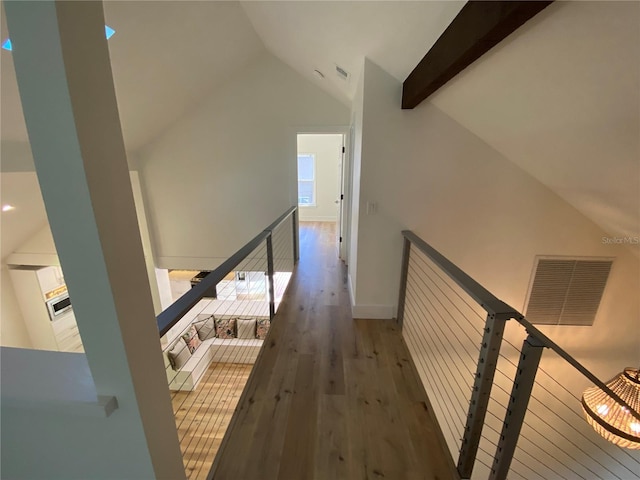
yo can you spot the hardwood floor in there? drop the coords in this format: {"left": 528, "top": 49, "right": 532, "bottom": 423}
{"left": 210, "top": 221, "right": 456, "bottom": 480}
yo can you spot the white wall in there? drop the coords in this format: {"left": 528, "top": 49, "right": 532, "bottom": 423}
{"left": 1, "top": 348, "right": 158, "bottom": 480}
{"left": 8, "top": 268, "right": 59, "bottom": 351}
{"left": 154, "top": 268, "right": 174, "bottom": 311}
{"left": 6, "top": 225, "right": 58, "bottom": 267}
{"left": 0, "top": 266, "right": 32, "bottom": 348}
{"left": 297, "top": 134, "right": 342, "bottom": 222}
{"left": 130, "top": 171, "right": 164, "bottom": 314}
{"left": 349, "top": 59, "right": 639, "bottom": 368}
{"left": 138, "top": 53, "right": 350, "bottom": 270}
{"left": 348, "top": 71, "right": 365, "bottom": 307}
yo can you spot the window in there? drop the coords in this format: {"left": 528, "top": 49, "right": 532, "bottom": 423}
{"left": 297, "top": 154, "right": 315, "bottom": 206}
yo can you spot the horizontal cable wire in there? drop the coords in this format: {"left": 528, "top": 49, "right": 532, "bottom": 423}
{"left": 403, "top": 256, "right": 487, "bottom": 460}
{"left": 183, "top": 345, "right": 253, "bottom": 477}
{"left": 404, "top": 272, "right": 477, "bottom": 382}
{"left": 410, "top": 248, "right": 487, "bottom": 322}
{"left": 402, "top": 306, "right": 465, "bottom": 454}
{"left": 178, "top": 339, "right": 249, "bottom": 462}
{"left": 404, "top": 284, "right": 471, "bottom": 418}
{"left": 403, "top": 307, "right": 468, "bottom": 433}
{"left": 406, "top": 261, "right": 484, "bottom": 365}
{"left": 522, "top": 397, "right": 626, "bottom": 479}
{"left": 529, "top": 383, "right": 640, "bottom": 476}
{"left": 403, "top": 302, "right": 467, "bottom": 427}
{"left": 407, "top": 263, "right": 483, "bottom": 367}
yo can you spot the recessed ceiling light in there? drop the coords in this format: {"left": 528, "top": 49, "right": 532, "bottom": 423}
{"left": 2, "top": 204, "right": 15, "bottom": 212}
{"left": 2, "top": 25, "right": 115, "bottom": 52}
{"left": 313, "top": 69, "right": 325, "bottom": 80}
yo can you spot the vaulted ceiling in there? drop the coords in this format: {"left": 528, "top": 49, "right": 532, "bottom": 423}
{"left": 1, "top": 1, "right": 267, "bottom": 151}
{"left": 240, "top": 1, "right": 464, "bottom": 105}
{"left": 1, "top": 1, "right": 638, "bottom": 255}
{"left": 1, "top": 0, "right": 463, "bottom": 151}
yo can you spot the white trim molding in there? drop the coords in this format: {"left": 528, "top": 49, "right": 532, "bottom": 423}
{"left": 351, "top": 304, "right": 395, "bottom": 320}
{"left": 348, "top": 273, "right": 395, "bottom": 319}
{"left": 298, "top": 216, "right": 338, "bottom": 222}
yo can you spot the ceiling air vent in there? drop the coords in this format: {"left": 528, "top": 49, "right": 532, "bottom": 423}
{"left": 335, "top": 64, "right": 350, "bottom": 81}
{"left": 524, "top": 257, "right": 613, "bottom": 326}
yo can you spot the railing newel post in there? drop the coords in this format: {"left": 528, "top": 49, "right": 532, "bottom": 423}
{"left": 489, "top": 334, "right": 545, "bottom": 480}
{"left": 292, "top": 208, "right": 299, "bottom": 264}
{"left": 396, "top": 236, "right": 411, "bottom": 328}
{"left": 457, "top": 311, "right": 510, "bottom": 479}
{"left": 266, "top": 232, "right": 276, "bottom": 321}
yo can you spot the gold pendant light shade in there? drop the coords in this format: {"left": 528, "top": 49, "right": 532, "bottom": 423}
{"left": 581, "top": 368, "right": 640, "bottom": 450}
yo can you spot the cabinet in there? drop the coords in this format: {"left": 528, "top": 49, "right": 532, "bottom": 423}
{"left": 9, "top": 268, "right": 58, "bottom": 350}
{"left": 36, "top": 266, "right": 64, "bottom": 297}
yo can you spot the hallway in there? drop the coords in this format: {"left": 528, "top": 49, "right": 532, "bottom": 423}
{"left": 211, "top": 222, "right": 455, "bottom": 480}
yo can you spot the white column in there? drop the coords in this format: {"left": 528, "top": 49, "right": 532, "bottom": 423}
{"left": 4, "top": 1, "right": 185, "bottom": 478}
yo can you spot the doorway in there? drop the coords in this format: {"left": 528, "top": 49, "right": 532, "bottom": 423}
{"left": 296, "top": 133, "right": 347, "bottom": 259}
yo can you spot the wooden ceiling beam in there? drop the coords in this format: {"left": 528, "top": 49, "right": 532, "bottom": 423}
{"left": 402, "top": 1, "right": 553, "bottom": 109}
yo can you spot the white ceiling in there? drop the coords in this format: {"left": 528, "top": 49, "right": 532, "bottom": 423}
{"left": 1, "top": 1, "right": 266, "bottom": 151}
{"left": 1, "top": 1, "right": 463, "bottom": 149}
{"left": 239, "top": 0, "right": 464, "bottom": 105}
{"left": 430, "top": 1, "right": 640, "bottom": 240}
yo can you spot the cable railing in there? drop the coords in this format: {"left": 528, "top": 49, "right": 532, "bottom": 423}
{"left": 397, "top": 231, "right": 640, "bottom": 480}
{"left": 157, "top": 207, "right": 298, "bottom": 480}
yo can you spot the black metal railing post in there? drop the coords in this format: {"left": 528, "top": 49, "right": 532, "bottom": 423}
{"left": 266, "top": 234, "right": 276, "bottom": 321}
{"left": 489, "top": 334, "right": 545, "bottom": 480}
{"left": 396, "top": 236, "right": 411, "bottom": 328}
{"left": 292, "top": 208, "right": 299, "bottom": 263}
{"left": 457, "top": 311, "right": 510, "bottom": 478}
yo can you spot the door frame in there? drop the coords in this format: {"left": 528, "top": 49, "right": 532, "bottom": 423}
{"left": 295, "top": 126, "right": 352, "bottom": 265}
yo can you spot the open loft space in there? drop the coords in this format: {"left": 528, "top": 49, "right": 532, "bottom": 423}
{"left": 1, "top": 1, "right": 638, "bottom": 479}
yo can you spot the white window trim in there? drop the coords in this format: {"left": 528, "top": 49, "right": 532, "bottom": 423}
{"left": 297, "top": 153, "right": 317, "bottom": 207}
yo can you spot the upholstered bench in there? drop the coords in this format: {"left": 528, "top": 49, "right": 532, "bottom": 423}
{"left": 164, "top": 314, "right": 269, "bottom": 392}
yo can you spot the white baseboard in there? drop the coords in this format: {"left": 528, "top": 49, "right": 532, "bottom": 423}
{"left": 298, "top": 216, "right": 338, "bottom": 222}
{"left": 347, "top": 274, "right": 395, "bottom": 319}
{"left": 351, "top": 304, "right": 395, "bottom": 320}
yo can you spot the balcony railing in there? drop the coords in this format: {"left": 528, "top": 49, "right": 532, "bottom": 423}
{"left": 156, "top": 206, "right": 298, "bottom": 479}
{"left": 397, "top": 231, "right": 640, "bottom": 480}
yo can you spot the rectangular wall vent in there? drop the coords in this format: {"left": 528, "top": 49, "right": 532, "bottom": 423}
{"left": 524, "top": 257, "right": 613, "bottom": 326}
{"left": 335, "top": 64, "right": 350, "bottom": 81}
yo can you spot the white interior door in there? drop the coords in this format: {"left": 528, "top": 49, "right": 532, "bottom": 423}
{"left": 337, "top": 137, "right": 345, "bottom": 257}
{"left": 296, "top": 130, "right": 351, "bottom": 262}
